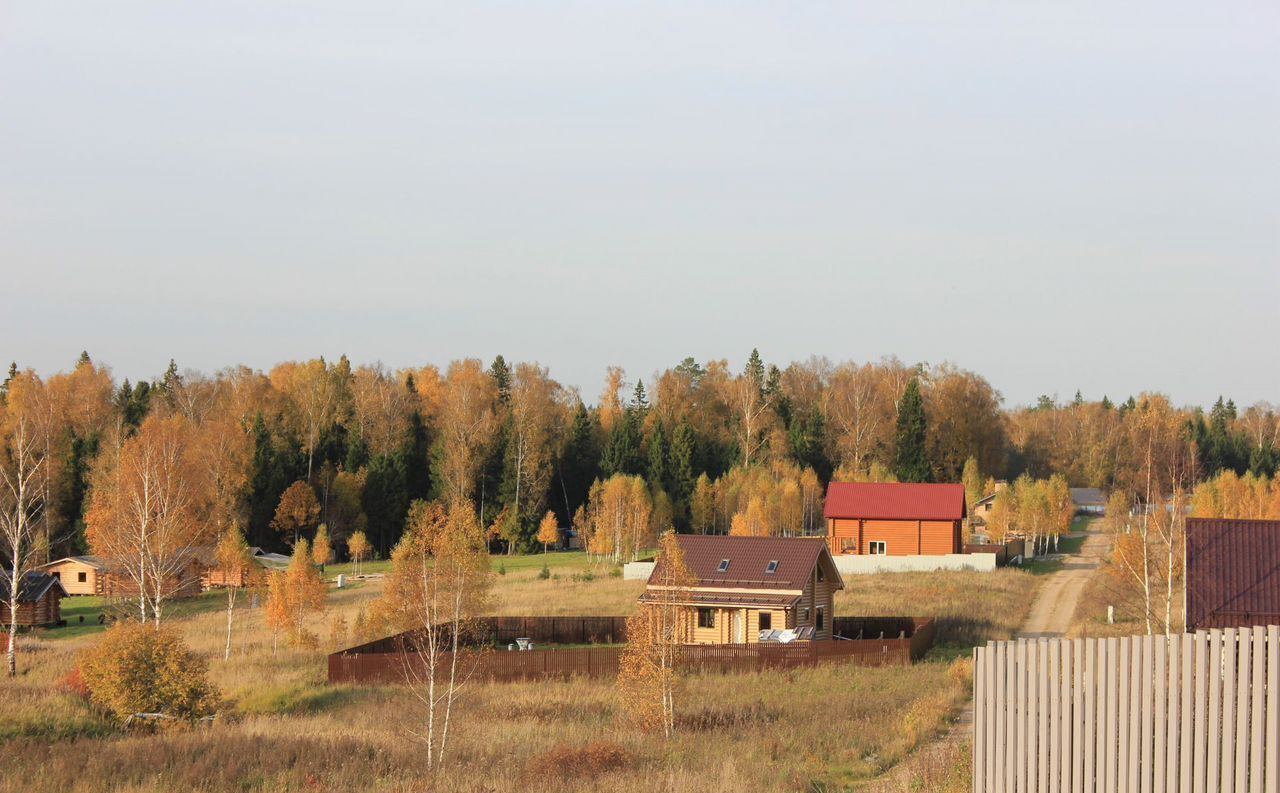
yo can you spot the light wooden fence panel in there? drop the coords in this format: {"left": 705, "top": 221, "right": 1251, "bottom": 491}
{"left": 974, "top": 627, "right": 1279, "bottom": 793}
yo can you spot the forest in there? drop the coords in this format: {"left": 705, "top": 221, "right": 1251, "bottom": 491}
{"left": 1, "top": 350, "right": 1276, "bottom": 563}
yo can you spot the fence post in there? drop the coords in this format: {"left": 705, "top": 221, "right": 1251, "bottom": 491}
{"left": 1220, "top": 629, "right": 1236, "bottom": 793}
{"left": 1206, "top": 630, "right": 1222, "bottom": 793}
{"left": 1266, "top": 624, "right": 1278, "bottom": 793}
{"left": 1251, "top": 625, "right": 1266, "bottom": 793}
{"left": 976, "top": 646, "right": 986, "bottom": 793}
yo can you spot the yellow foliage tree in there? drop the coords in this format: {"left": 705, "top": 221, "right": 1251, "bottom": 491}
{"left": 312, "top": 524, "right": 334, "bottom": 569}
{"left": 347, "top": 530, "right": 372, "bottom": 576}
{"left": 265, "top": 538, "right": 327, "bottom": 648}
{"left": 271, "top": 480, "right": 320, "bottom": 547}
{"left": 536, "top": 510, "right": 559, "bottom": 553}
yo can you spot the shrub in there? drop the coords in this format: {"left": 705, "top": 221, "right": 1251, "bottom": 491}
{"left": 571, "top": 570, "right": 595, "bottom": 583}
{"left": 526, "top": 740, "right": 633, "bottom": 779}
{"left": 78, "top": 622, "right": 221, "bottom": 724}
{"left": 537, "top": 564, "right": 551, "bottom": 580}
{"left": 497, "top": 562, "right": 507, "bottom": 576}
{"left": 608, "top": 565, "right": 623, "bottom": 578}
{"left": 56, "top": 667, "right": 90, "bottom": 700}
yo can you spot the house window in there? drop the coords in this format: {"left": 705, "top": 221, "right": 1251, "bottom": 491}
{"left": 816, "top": 606, "right": 825, "bottom": 631}
{"left": 759, "top": 612, "right": 772, "bottom": 630}
{"left": 816, "top": 566, "right": 826, "bottom": 582}
{"left": 51, "top": 572, "right": 60, "bottom": 580}
{"left": 77, "top": 572, "right": 87, "bottom": 583}
{"left": 765, "top": 560, "right": 778, "bottom": 575}
{"left": 868, "top": 541, "right": 887, "bottom": 555}
{"left": 717, "top": 559, "right": 730, "bottom": 573}
{"left": 799, "top": 607, "right": 810, "bottom": 623}
{"left": 697, "top": 608, "right": 716, "bottom": 629}
{"left": 841, "top": 538, "right": 858, "bottom": 553}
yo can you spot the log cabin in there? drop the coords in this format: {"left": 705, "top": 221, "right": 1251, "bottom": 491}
{"left": 1, "top": 571, "right": 67, "bottom": 627}
{"left": 38, "top": 556, "right": 106, "bottom": 596}
{"left": 825, "top": 482, "right": 966, "bottom": 556}
{"left": 639, "top": 535, "right": 843, "bottom": 644}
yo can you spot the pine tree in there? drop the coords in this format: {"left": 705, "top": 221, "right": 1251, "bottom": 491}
{"left": 555, "top": 403, "right": 600, "bottom": 520}
{"left": 765, "top": 364, "right": 789, "bottom": 424}
{"left": 1, "top": 362, "right": 17, "bottom": 402}
{"left": 1101, "top": 395, "right": 1114, "bottom": 410}
{"left": 77, "top": 350, "right": 92, "bottom": 367}
{"left": 893, "top": 379, "right": 931, "bottom": 483}
{"left": 158, "top": 359, "right": 182, "bottom": 406}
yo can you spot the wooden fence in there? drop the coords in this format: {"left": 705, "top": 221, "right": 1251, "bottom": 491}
{"left": 329, "top": 617, "right": 934, "bottom": 684}
{"left": 973, "top": 626, "right": 1280, "bottom": 793}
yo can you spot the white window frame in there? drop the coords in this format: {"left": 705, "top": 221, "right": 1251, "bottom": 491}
{"left": 868, "top": 540, "right": 887, "bottom": 555}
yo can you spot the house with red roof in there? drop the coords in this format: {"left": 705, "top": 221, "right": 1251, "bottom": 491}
{"left": 824, "top": 482, "right": 967, "bottom": 558}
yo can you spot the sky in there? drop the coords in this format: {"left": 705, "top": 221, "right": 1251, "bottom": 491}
{"left": 1, "top": 2, "right": 1277, "bottom": 409}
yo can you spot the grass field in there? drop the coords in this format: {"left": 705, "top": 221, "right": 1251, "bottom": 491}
{"left": 0, "top": 548, "right": 1043, "bottom": 792}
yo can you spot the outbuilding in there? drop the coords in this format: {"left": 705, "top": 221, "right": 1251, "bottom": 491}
{"left": 1185, "top": 517, "right": 1280, "bottom": 630}
{"left": 1, "top": 571, "right": 68, "bottom": 627}
{"left": 38, "top": 556, "right": 106, "bottom": 596}
{"left": 824, "top": 482, "right": 966, "bottom": 557}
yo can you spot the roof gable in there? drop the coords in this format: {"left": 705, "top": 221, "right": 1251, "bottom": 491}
{"left": 648, "top": 535, "right": 842, "bottom": 592}
{"left": 824, "top": 482, "right": 967, "bottom": 521}
{"left": 0, "top": 571, "right": 67, "bottom": 601}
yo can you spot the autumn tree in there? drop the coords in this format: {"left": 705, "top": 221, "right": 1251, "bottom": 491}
{"left": 312, "top": 523, "right": 334, "bottom": 570}
{"left": 0, "top": 375, "right": 47, "bottom": 676}
{"left": 85, "top": 413, "right": 211, "bottom": 625}
{"left": 537, "top": 510, "right": 559, "bottom": 552}
{"left": 374, "top": 500, "right": 492, "bottom": 770}
{"left": 265, "top": 537, "right": 327, "bottom": 647}
{"left": 271, "top": 480, "right": 320, "bottom": 547}
{"left": 618, "top": 530, "right": 694, "bottom": 737}
{"left": 582, "top": 475, "right": 653, "bottom": 562}
{"left": 431, "top": 360, "right": 498, "bottom": 507}
{"left": 269, "top": 359, "right": 346, "bottom": 480}
{"left": 499, "top": 363, "right": 561, "bottom": 539}
{"left": 689, "top": 473, "right": 715, "bottom": 534}
{"left": 215, "top": 524, "right": 255, "bottom": 660}
{"left": 347, "top": 530, "right": 372, "bottom": 576}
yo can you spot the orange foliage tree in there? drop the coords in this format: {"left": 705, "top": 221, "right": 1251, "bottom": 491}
{"left": 265, "top": 537, "right": 327, "bottom": 647}
{"left": 271, "top": 480, "right": 320, "bottom": 547}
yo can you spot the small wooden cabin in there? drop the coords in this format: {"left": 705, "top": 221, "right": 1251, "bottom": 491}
{"left": 639, "top": 535, "right": 844, "bottom": 644}
{"left": 38, "top": 556, "right": 106, "bottom": 596}
{"left": 1, "top": 571, "right": 67, "bottom": 627}
{"left": 100, "top": 555, "right": 205, "bottom": 600}
{"left": 825, "top": 482, "right": 966, "bottom": 556}
{"left": 200, "top": 546, "right": 264, "bottom": 589}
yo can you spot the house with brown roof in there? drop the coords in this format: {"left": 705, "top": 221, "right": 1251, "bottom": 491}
{"left": 639, "top": 535, "right": 843, "bottom": 644}
{"left": 38, "top": 556, "right": 106, "bottom": 596}
{"left": 1, "top": 571, "right": 68, "bottom": 627}
{"left": 1185, "top": 518, "right": 1280, "bottom": 630}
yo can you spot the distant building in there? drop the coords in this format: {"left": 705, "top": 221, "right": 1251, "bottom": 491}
{"left": 1069, "top": 488, "right": 1106, "bottom": 515}
{"left": 824, "top": 482, "right": 966, "bottom": 556}
{"left": 639, "top": 535, "right": 843, "bottom": 643}
{"left": 1185, "top": 518, "right": 1280, "bottom": 630}
{"left": 0, "top": 571, "right": 67, "bottom": 627}
{"left": 38, "top": 556, "right": 106, "bottom": 596}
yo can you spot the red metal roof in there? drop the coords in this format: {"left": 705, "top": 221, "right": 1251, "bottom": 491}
{"left": 823, "top": 482, "right": 967, "bottom": 521}
{"left": 1185, "top": 518, "right": 1280, "bottom": 630}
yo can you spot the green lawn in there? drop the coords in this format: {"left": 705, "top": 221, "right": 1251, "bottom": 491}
{"left": 325, "top": 550, "right": 620, "bottom": 580}
{"left": 42, "top": 590, "right": 229, "bottom": 640}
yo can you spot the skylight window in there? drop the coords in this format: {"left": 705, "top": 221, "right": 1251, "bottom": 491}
{"left": 717, "top": 559, "right": 730, "bottom": 573}
{"left": 765, "top": 560, "right": 779, "bottom": 574}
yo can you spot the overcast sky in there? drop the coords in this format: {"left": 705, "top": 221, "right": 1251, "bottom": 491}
{"left": 2, "top": 2, "right": 1276, "bottom": 408}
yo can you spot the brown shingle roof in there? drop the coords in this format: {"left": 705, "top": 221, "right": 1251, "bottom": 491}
{"left": 637, "top": 590, "right": 802, "bottom": 609}
{"left": 1186, "top": 518, "right": 1280, "bottom": 630}
{"left": 649, "top": 535, "right": 839, "bottom": 591}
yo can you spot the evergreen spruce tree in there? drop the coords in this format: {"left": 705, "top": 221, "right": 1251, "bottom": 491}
{"left": 745, "top": 348, "right": 765, "bottom": 392}
{"left": 631, "top": 379, "right": 649, "bottom": 412}
{"left": 647, "top": 420, "right": 671, "bottom": 493}
{"left": 2, "top": 362, "right": 17, "bottom": 402}
{"left": 669, "top": 416, "right": 698, "bottom": 505}
{"left": 893, "top": 379, "right": 931, "bottom": 483}
{"left": 554, "top": 403, "right": 601, "bottom": 520}
{"left": 488, "top": 356, "right": 511, "bottom": 403}
{"left": 77, "top": 350, "right": 92, "bottom": 367}
{"left": 601, "top": 410, "right": 643, "bottom": 477}
{"left": 1101, "top": 395, "right": 1113, "bottom": 410}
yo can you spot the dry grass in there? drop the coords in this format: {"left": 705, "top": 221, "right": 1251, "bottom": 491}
{"left": 0, "top": 554, "right": 1042, "bottom": 792}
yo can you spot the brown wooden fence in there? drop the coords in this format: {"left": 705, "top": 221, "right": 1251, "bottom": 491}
{"left": 973, "top": 626, "right": 1280, "bottom": 793}
{"left": 329, "top": 617, "right": 934, "bottom": 684}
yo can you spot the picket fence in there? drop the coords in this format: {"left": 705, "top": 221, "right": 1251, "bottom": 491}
{"left": 973, "top": 626, "right": 1279, "bottom": 793}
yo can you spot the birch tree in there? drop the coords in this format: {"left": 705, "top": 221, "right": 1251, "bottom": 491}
{"left": 1, "top": 382, "right": 46, "bottom": 676}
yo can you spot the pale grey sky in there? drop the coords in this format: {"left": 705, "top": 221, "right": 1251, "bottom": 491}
{"left": 2, "top": 2, "right": 1277, "bottom": 408}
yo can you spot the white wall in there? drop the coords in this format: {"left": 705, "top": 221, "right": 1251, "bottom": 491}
{"left": 623, "top": 561, "right": 656, "bottom": 580}
{"left": 831, "top": 553, "right": 997, "bottom": 575}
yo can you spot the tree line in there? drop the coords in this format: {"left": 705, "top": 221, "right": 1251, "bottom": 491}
{"left": 2, "top": 351, "right": 1277, "bottom": 568}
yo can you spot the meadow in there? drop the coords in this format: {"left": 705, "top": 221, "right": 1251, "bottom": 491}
{"left": 0, "top": 552, "right": 1041, "bottom": 793}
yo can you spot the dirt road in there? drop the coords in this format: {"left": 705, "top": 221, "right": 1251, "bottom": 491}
{"left": 1015, "top": 529, "right": 1110, "bottom": 639}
